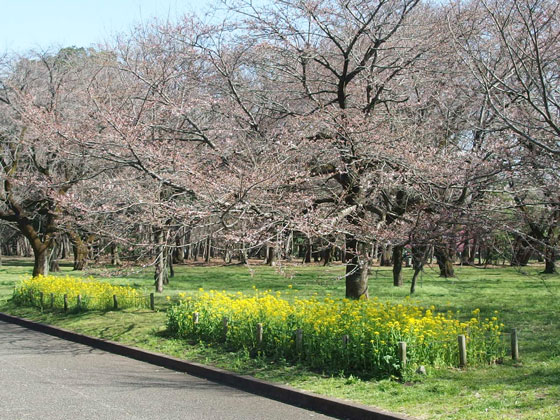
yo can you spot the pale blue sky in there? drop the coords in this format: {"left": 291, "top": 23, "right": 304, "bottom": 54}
{"left": 0, "top": 0, "right": 211, "bottom": 53}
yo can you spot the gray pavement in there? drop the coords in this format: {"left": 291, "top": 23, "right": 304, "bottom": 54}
{"left": 0, "top": 321, "right": 335, "bottom": 419}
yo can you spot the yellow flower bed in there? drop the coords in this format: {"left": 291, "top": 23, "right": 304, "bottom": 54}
{"left": 13, "top": 275, "right": 146, "bottom": 311}
{"left": 167, "top": 289, "right": 505, "bottom": 377}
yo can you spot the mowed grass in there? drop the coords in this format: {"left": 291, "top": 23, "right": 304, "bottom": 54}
{"left": 1, "top": 257, "right": 559, "bottom": 419}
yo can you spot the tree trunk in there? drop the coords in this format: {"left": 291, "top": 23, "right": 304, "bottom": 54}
{"left": 224, "top": 243, "right": 232, "bottom": 264}
{"left": 285, "top": 231, "right": 293, "bottom": 262}
{"left": 168, "top": 253, "right": 174, "bottom": 279}
{"left": 304, "top": 236, "right": 312, "bottom": 263}
{"left": 434, "top": 245, "right": 455, "bottom": 278}
{"left": 238, "top": 243, "right": 248, "bottom": 264}
{"left": 49, "top": 241, "right": 60, "bottom": 272}
{"left": 111, "top": 244, "right": 122, "bottom": 266}
{"left": 410, "top": 245, "right": 427, "bottom": 294}
{"left": 543, "top": 248, "right": 556, "bottom": 274}
{"left": 322, "top": 245, "right": 333, "bottom": 266}
{"left": 266, "top": 243, "right": 277, "bottom": 266}
{"left": 173, "top": 235, "right": 184, "bottom": 264}
{"left": 204, "top": 236, "right": 211, "bottom": 264}
{"left": 32, "top": 245, "right": 49, "bottom": 277}
{"left": 511, "top": 238, "right": 531, "bottom": 266}
{"left": 345, "top": 237, "right": 369, "bottom": 299}
{"left": 380, "top": 244, "right": 393, "bottom": 266}
{"left": 154, "top": 230, "right": 168, "bottom": 292}
{"left": 68, "top": 232, "right": 88, "bottom": 271}
{"left": 393, "top": 245, "right": 404, "bottom": 287}
{"left": 410, "top": 267, "right": 421, "bottom": 294}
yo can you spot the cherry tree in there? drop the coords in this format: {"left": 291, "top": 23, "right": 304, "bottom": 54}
{"left": 0, "top": 48, "right": 105, "bottom": 276}
{"left": 450, "top": 0, "right": 560, "bottom": 272}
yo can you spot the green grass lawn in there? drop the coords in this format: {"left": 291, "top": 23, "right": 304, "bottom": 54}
{"left": 1, "top": 258, "right": 559, "bottom": 419}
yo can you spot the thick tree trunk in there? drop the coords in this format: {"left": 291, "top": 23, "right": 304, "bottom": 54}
{"left": 266, "top": 243, "right": 276, "bottom": 266}
{"left": 49, "top": 242, "right": 60, "bottom": 272}
{"left": 380, "top": 244, "right": 393, "bottom": 267}
{"left": 304, "top": 237, "right": 312, "bottom": 263}
{"left": 511, "top": 238, "right": 531, "bottom": 266}
{"left": 322, "top": 245, "right": 333, "bottom": 266}
{"left": 543, "top": 248, "right": 556, "bottom": 274}
{"left": 154, "top": 251, "right": 167, "bottom": 292}
{"left": 285, "top": 231, "right": 293, "bottom": 262}
{"left": 345, "top": 237, "right": 369, "bottom": 299}
{"left": 68, "top": 232, "right": 88, "bottom": 271}
{"left": 392, "top": 245, "right": 404, "bottom": 287}
{"left": 33, "top": 246, "right": 49, "bottom": 277}
{"left": 18, "top": 220, "right": 52, "bottom": 277}
{"left": 173, "top": 235, "right": 184, "bottom": 264}
{"left": 434, "top": 246, "right": 455, "bottom": 278}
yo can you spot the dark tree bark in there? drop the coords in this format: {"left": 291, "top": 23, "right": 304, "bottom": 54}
{"left": 511, "top": 237, "right": 532, "bottom": 266}
{"left": 434, "top": 245, "right": 455, "bottom": 278}
{"left": 322, "top": 245, "right": 333, "bottom": 266}
{"left": 345, "top": 237, "right": 369, "bottom": 299}
{"left": 49, "top": 241, "right": 60, "bottom": 272}
{"left": 173, "top": 236, "right": 184, "bottom": 264}
{"left": 410, "top": 245, "right": 428, "bottom": 294}
{"left": 266, "top": 242, "right": 277, "bottom": 266}
{"left": 68, "top": 232, "right": 88, "bottom": 271}
{"left": 204, "top": 236, "right": 211, "bottom": 263}
{"left": 168, "top": 253, "right": 174, "bottom": 278}
{"left": 16, "top": 219, "right": 53, "bottom": 277}
{"left": 380, "top": 244, "right": 393, "bottom": 266}
{"left": 543, "top": 248, "right": 557, "bottom": 274}
{"left": 393, "top": 245, "right": 404, "bottom": 287}
{"left": 304, "top": 236, "right": 312, "bottom": 263}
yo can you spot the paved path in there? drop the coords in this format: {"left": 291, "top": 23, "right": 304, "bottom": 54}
{"left": 0, "top": 321, "right": 335, "bottom": 419}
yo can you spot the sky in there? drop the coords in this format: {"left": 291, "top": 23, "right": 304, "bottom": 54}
{"left": 0, "top": 0, "right": 210, "bottom": 53}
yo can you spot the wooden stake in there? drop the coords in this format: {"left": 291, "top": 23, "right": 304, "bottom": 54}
{"left": 256, "top": 323, "right": 263, "bottom": 346}
{"left": 113, "top": 294, "right": 118, "bottom": 310}
{"left": 458, "top": 335, "right": 467, "bottom": 367}
{"left": 398, "top": 341, "right": 407, "bottom": 369}
{"left": 511, "top": 328, "right": 519, "bottom": 361}
{"left": 150, "top": 293, "right": 155, "bottom": 310}
{"left": 295, "top": 328, "right": 303, "bottom": 354}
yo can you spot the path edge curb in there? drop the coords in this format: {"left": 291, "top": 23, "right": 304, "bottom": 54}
{"left": 0, "top": 311, "right": 414, "bottom": 420}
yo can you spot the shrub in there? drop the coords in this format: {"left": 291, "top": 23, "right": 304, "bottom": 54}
{"left": 167, "top": 289, "right": 505, "bottom": 377}
{"left": 13, "top": 275, "right": 146, "bottom": 311}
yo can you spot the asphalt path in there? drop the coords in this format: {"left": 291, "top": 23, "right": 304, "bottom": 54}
{"left": 0, "top": 320, "right": 335, "bottom": 420}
